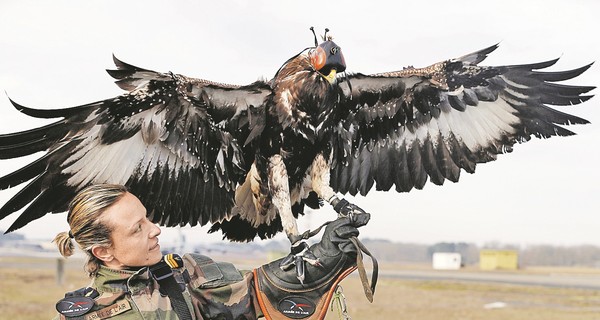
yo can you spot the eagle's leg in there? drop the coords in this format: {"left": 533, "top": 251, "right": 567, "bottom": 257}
{"left": 268, "top": 155, "right": 320, "bottom": 283}
{"left": 310, "top": 154, "right": 368, "bottom": 219}
{"left": 268, "top": 154, "right": 298, "bottom": 238}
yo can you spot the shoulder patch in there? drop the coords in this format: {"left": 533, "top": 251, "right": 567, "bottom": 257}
{"left": 56, "top": 296, "right": 95, "bottom": 317}
{"left": 56, "top": 287, "right": 99, "bottom": 318}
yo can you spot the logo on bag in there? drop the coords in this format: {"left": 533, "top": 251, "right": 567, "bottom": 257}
{"left": 278, "top": 296, "right": 315, "bottom": 319}
{"left": 56, "top": 296, "right": 95, "bottom": 317}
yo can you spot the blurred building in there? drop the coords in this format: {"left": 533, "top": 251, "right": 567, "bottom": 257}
{"left": 479, "top": 249, "right": 518, "bottom": 270}
{"left": 432, "top": 252, "right": 462, "bottom": 270}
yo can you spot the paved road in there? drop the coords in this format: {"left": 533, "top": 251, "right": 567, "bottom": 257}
{"left": 2, "top": 247, "right": 599, "bottom": 290}
{"left": 377, "top": 268, "right": 600, "bottom": 290}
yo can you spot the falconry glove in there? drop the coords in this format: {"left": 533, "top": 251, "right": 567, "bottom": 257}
{"left": 253, "top": 212, "right": 375, "bottom": 320}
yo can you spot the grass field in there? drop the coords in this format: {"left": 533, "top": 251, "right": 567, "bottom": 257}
{"left": 1, "top": 257, "right": 599, "bottom": 320}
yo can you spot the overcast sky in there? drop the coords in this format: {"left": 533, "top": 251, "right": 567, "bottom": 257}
{"left": 0, "top": 0, "right": 598, "bottom": 247}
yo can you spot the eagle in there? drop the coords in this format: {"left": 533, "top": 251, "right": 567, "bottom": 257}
{"left": 0, "top": 28, "right": 594, "bottom": 279}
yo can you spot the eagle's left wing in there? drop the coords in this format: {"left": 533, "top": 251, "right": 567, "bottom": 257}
{"left": 0, "top": 56, "right": 272, "bottom": 232}
{"left": 330, "top": 44, "right": 593, "bottom": 196}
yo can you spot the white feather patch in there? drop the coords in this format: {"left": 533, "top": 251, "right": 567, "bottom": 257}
{"left": 64, "top": 131, "right": 148, "bottom": 187}
{"left": 63, "top": 126, "right": 191, "bottom": 189}
{"left": 395, "top": 99, "right": 519, "bottom": 153}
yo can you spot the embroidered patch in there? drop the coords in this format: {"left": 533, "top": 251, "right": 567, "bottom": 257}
{"left": 278, "top": 296, "right": 316, "bottom": 319}
{"left": 83, "top": 299, "right": 132, "bottom": 320}
{"left": 56, "top": 296, "right": 95, "bottom": 317}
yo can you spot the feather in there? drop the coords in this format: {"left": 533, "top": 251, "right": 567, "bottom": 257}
{"left": 332, "top": 45, "right": 592, "bottom": 199}
{"left": 0, "top": 40, "right": 593, "bottom": 245}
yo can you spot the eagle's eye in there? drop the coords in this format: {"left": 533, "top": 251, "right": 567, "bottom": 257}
{"left": 310, "top": 46, "right": 326, "bottom": 71}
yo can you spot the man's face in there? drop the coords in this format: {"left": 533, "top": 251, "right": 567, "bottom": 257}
{"left": 101, "top": 192, "right": 163, "bottom": 268}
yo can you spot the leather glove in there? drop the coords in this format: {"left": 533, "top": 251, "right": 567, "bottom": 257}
{"left": 315, "top": 211, "right": 370, "bottom": 255}
{"left": 253, "top": 212, "right": 370, "bottom": 320}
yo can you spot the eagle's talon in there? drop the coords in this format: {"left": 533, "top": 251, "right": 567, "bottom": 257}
{"left": 302, "top": 249, "right": 321, "bottom": 268}
{"left": 290, "top": 239, "right": 309, "bottom": 254}
{"left": 279, "top": 254, "right": 295, "bottom": 271}
{"left": 296, "top": 256, "right": 305, "bottom": 284}
{"left": 278, "top": 240, "right": 321, "bottom": 283}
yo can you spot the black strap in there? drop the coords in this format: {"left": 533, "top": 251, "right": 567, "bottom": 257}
{"left": 295, "top": 220, "right": 333, "bottom": 242}
{"left": 149, "top": 255, "right": 193, "bottom": 320}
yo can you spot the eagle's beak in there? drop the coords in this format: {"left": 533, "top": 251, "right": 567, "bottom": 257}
{"left": 323, "top": 69, "right": 337, "bottom": 84}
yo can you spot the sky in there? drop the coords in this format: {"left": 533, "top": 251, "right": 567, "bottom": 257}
{"left": 0, "top": 0, "right": 598, "bottom": 248}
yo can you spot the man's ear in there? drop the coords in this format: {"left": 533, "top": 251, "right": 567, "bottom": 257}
{"left": 91, "top": 245, "right": 114, "bottom": 263}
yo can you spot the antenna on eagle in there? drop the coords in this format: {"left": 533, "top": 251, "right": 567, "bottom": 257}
{"left": 310, "top": 27, "right": 318, "bottom": 46}
{"left": 323, "top": 28, "right": 330, "bottom": 41}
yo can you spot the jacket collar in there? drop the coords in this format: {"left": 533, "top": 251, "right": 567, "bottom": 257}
{"left": 92, "top": 265, "right": 152, "bottom": 305}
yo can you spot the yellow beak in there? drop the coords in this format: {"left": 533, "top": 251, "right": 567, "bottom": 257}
{"left": 322, "top": 69, "right": 337, "bottom": 84}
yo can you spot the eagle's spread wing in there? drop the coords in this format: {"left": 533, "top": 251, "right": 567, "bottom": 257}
{"left": 0, "top": 56, "right": 271, "bottom": 232}
{"left": 331, "top": 44, "right": 593, "bottom": 196}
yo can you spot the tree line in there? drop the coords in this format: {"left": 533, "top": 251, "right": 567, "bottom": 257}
{"left": 362, "top": 239, "right": 600, "bottom": 267}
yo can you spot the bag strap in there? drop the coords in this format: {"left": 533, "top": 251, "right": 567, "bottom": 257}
{"left": 149, "top": 254, "right": 193, "bottom": 320}
{"left": 349, "top": 236, "right": 378, "bottom": 302}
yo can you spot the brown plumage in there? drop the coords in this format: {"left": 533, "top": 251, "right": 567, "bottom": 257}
{"left": 0, "top": 35, "right": 593, "bottom": 250}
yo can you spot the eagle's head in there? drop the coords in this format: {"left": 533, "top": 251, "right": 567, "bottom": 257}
{"left": 269, "top": 28, "right": 348, "bottom": 139}
{"left": 308, "top": 29, "right": 346, "bottom": 84}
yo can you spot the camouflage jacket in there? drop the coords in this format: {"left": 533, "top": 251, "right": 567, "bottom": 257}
{"left": 54, "top": 253, "right": 263, "bottom": 320}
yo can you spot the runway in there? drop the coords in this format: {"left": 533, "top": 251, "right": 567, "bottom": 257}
{"left": 377, "top": 268, "right": 600, "bottom": 290}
